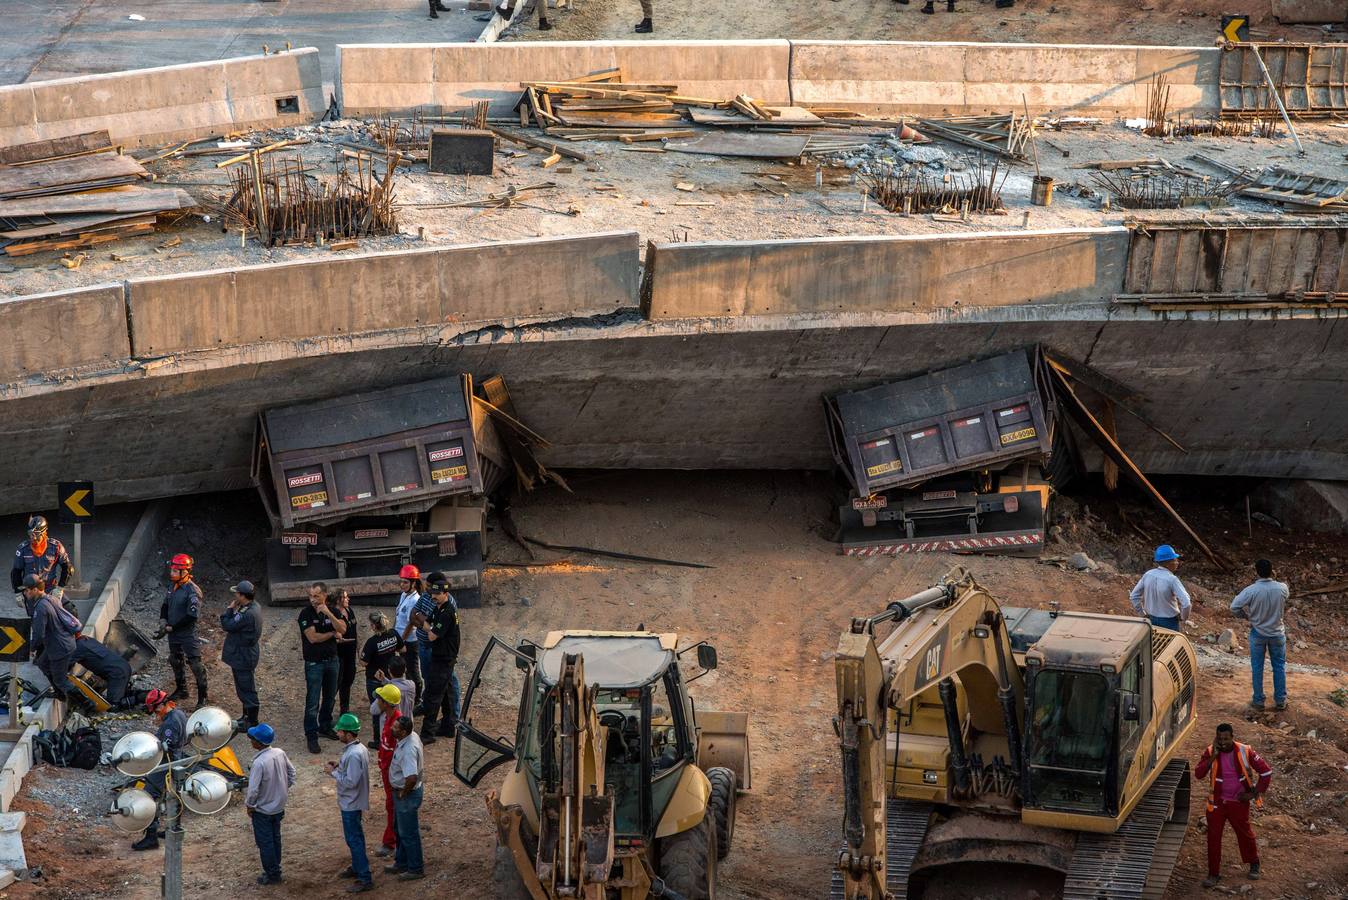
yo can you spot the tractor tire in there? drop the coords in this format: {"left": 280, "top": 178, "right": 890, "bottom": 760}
{"left": 706, "top": 767, "right": 736, "bottom": 860}
{"left": 492, "top": 843, "right": 532, "bottom": 900}
{"left": 659, "top": 812, "right": 718, "bottom": 900}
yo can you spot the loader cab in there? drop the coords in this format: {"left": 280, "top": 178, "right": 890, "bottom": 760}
{"left": 453, "top": 631, "right": 711, "bottom": 839}
{"left": 1021, "top": 614, "right": 1152, "bottom": 820}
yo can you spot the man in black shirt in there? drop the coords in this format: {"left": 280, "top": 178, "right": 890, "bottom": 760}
{"left": 418, "top": 572, "right": 461, "bottom": 744}
{"left": 299, "top": 582, "right": 347, "bottom": 754}
{"left": 362, "top": 611, "right": 403, "bottom": 749}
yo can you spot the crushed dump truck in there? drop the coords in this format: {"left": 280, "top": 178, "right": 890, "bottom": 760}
{"left": 832, "top": 567, "right": 1197, "bottom": 900}
{"left": 454, "top": 630, "right": 751, "bottom": 899}
{"left": 824, "top": 351, "right": 1058, "bottom": 556}
{"left": 253, "top": 374, "right": 513, "bottom": 606}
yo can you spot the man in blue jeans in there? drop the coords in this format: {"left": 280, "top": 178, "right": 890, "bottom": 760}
{"left": 299, "top": 583, "right": 347, "bottom": 754}
{"left": 327, "top": 713, "right": 373, "bottom": 893}
{"left": 244, "top": 723, "right": 295, "bottom": 886}
{"left": 1129, "top": 544, "right": 1192, "bottom": 630}
{"left": 386, "top": 717, "right": 426, "bottom": 881}
{"left": 1232, "top": 559, "right": 1290, "bottom": 711}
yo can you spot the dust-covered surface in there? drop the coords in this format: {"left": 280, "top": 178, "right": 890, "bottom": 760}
{"left": 503, "top": 0, "right": 1345, "bottom": 46}
{"left": 2, "top": 118, "right": 1346, "bottom": 298}
{"left": 4, "top": 471, "right": 1348, "bottom": 899}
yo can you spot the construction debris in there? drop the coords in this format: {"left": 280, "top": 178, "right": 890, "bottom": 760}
{"left": 1188, "top": 154, "right": 1348, "bottom": 211}
{"left": 0, "top": 148, "right": 194, "bottom": 256}
{"left": 914, "top": 113, "right": 1031, "bottom": 160}
{"left": 864, "top": 156, "right": 1008, "bottom": 214}
{"left": 1142, "top": 75, "right": 1281, "bottom": 139}
{"left": 219, "top": 152, "right": 399, "bottom": 247}
{"left": 1090, "top": 169, "right": 1240, "bottom": 209}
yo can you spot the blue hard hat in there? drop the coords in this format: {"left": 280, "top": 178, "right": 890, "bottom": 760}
{"left": 247, "top": 723, "right": 275, "bottom": 745}
{"left": 1154, "top": 545, "right": 1180, "bottom": 563}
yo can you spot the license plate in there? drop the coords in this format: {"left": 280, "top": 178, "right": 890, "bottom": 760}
{"left": 865, "top": 460, "right": 903, "bottom": 477}
{"left": 353, "top": 528, "right": 389, "bottom": 540}
{"left": 1000, "top": 426, "right": 1037, "bottom": 445}
{"left": 281, "top": 532, "right": 318, "bottom": 546}
{"left": 290, "top": 490, "right": 328, "bottom": 509}
{"left": 922, "top": 490, "right": 958, "bottom": 501}
{"left": 852, "top": 495, "right": 888, "bottom": 510}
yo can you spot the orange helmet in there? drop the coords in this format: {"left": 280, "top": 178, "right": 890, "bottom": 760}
{"left": 145, "top": 688, "right": 170, "bottom": 712}
{"left": 399, "top": 564, "right": 420, "bottom": 580}
{"left": 169, "top": 553, "right": 193, "bottom": 569}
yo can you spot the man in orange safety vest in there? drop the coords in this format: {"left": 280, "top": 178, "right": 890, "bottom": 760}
{"left": 1194, "top": 723, "right": 1272, "bottom": 886}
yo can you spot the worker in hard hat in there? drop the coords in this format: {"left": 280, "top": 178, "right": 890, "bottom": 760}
{"left": 133, "top": 688, "right": 188, "bottom": 852}
{"left": 244, "top": 723, "right": 295, "bottom": 886}
{"left": 10, "top": 515, "right": 74, "bottom": 601}
{"left": 160, "top": 553, "right": 207, "bottom": 707}
{"left": 371, "top": 683, "right": 405, "bottom": 858}
{"left": 20, "top": 574, "right": 81, "bottom": 703}
{"left": 327, "top": 713, "right": 373, "bottom": 892}
{"left": 393, "top": 566, "right": 425, "bottom": 707}
{"left": 1129, "top": 544, "right": 1192, "bottom": 631}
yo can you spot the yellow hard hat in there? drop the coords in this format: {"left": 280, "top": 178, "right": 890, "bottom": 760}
{"left": 375, "top": 684, "right": 401, "bottom": 706}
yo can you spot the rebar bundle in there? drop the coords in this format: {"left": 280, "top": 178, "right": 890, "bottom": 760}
{"left": 368, "top": 112, "right": 432, "bottom": 154}
{"left": 1089, "top": 170, "right": 1240, "bottom": 209}
{"left": 863, "top": 156, "right": 1008, "bottom": 214}
{"left": 1145, "top": 75, "right": 1279, "bottom": 138}
{"left": 220, "top": 152, "right": 399, "bottom": 246}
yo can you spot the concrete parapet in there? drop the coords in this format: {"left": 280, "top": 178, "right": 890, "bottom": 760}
{"left": 789, "top": 40, "right": 1220, "bottom": 116}
{"left": 127, "top": 231, "right": 640, "bottom": 356}
{"left": 641, "top": 228, "right": 1130, "bottom": 319}
{"left": 337, "top": 40, "right": 792, "bottom": 114}
{"left": 0, "top": 49, "right": 323, "bottom": 148}
{"left": 0, "top": 284, "right": 129, "bottom": 382}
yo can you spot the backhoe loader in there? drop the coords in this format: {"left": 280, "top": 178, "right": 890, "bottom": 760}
{"left": 832, "top": 567, "right": 1197, "bottom": 899}
{"left": 455, "top": 630, "right": 751, "bottom": 899}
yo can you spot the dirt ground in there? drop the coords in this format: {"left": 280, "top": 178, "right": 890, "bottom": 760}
{"left": 5, "top": 470, "right": 1348, "bottom": 899}
{"left": 505, "top": 0, "right": 1345, "bottom": 45}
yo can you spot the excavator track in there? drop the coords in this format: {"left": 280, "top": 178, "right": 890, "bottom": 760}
{"left": 1062, "top": 760, "right": 1191, "bottom": 900}
{"left": 829, "top": 799, "right": 934, "bottom": 900}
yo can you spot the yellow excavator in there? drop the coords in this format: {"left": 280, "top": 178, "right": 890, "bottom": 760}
{"left": 832, "top": 567, "right": 1197, "bottom": 900}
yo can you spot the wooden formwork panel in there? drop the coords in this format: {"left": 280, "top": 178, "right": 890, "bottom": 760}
{"left": 1124, "top": 225, "right": 1348, "bottom": 297}
{"left": 1219, "top": 43, "right": 1348, "bottom": 117}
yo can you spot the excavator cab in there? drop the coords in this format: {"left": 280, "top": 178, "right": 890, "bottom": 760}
{"left": 454, "top": 630, "right": 751, "bottom": 900}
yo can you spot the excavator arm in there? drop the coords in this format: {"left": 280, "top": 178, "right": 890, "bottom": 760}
{"left": 833, "top": 568, "right": 1027, "bottom": 899}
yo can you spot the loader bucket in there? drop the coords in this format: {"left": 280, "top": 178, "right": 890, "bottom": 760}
{"left": 696, "top": 710, "right": 752, "bottom": 790}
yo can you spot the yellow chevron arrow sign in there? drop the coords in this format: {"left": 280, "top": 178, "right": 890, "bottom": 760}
{"left": 63, "top": 489, "right": 91, "bottom": 518}
{"left": 1221, "top": 15, "right": 1248, "bottom": 43}
{"left": 0, "top": 624, "right": 27, "bottom": 661}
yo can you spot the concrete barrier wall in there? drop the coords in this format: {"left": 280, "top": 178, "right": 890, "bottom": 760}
{"left": 337, "top": 39, "right": 1217, "bottom": 118}
{"left": 0, "top": 49, "right": 323, "bottom": 149}
{"left": 641, "top": 228, "right": 1130, "bottom": 319}
{"left": 0, "top": 284, "right": 130, "bottom": 381}
{"left": 127, "top": 231, "right": 640, "bottom": 356}
{"left": 337, "top": 40, "right": 792, "bottom": 114}
{"left": 789, "top": 41, "right": 1220, "bottom": 116}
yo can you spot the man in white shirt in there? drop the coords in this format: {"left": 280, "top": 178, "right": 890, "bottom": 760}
{"left": 385, "top": 717, "right": 426, "bottom": 881}
{"left": 1129, "top": 544, "right": 1192, "bottom": 631}
{"left": 1231, "top": 559, "right": 1290, "bottom": 711}
{"left": 245, "top": 723, "right": 296, "bottom": 886}
{"left": 394, "top": 567, "right": 424, "bottom": 706}
{"left": 327, "top": 713, "right": 373, "bottom": 892}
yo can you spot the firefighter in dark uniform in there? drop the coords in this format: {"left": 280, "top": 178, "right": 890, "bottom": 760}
{"left": 20, "top": 574, "right": 80, "bottom": 701}
{"left": 10, "top": 516, "right": 73, "bottom": 601}
{"left": 417, "top": 572, "right": 461, "bottom": 744}
{"left": 132, "top": 688, "right": 189, "bottom": 851}
{"left": 160, "top": 553, "right": 208, "bottom": 706}
{"left": 73, "top": 635, "right": 132, "bottom": 707}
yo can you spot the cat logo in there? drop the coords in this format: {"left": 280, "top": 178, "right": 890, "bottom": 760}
{"left": 913, "top": 625, "right": 950, "bottom": 690}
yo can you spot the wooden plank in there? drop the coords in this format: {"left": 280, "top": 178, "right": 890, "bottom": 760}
{"left": 0, "top": 186, "right": 192, "bottom": 217}
{"left": 488, "top": 126, "right": 588, "bottom": 162}
{"left": 0, "top": 153, "right": 146, "bottom": 198}
{"left": 664, "top": 132, "right": 809, "bottom": 158}
{"left": 0, "top": 131, "right": 112, "bottom": 165}
{"left": 0, "top": 212, "right": 149, "bottom": 240}
{"left": 688, "top": 107, "right": 825, "bottom": 127}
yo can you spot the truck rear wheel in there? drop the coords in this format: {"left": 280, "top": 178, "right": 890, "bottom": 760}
{"left": 706, "top": 766, "right": 736, "bottom": 860}
{"left": 659, "top": 813, "right": 718, "bottom": 900}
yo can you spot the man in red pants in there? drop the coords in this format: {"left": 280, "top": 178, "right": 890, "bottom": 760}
{"left": 1195, "top": 723, "right": 1272, "bottom": 886}
{"left": 372, "top": 684, "right": 404, "bottom": 857}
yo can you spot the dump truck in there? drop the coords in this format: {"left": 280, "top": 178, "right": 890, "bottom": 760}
{"left": 824, "top": 351, "right": 1055, "bottom": 556}
{"left": 454, "top": 630, "right": 752, "bottom": 899}
{"left": 253, "top": 375, "right": 509, "bottom": 606}
{"left": 832, "top": 567, "right": 1197, "bottom": 899}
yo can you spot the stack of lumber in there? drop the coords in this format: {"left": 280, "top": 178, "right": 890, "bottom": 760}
{"left": 0, "top": 132, "right": 195, "bottom": 256}
{"left": 514, "top": 68, "right": 898, "bottom": 159}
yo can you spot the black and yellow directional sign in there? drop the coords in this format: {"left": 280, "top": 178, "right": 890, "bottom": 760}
{"left": 56, "top": 481, "right": 95, "bottom": 525}
{"left": 1221, "top": 14, "right": 1249, "bottom": 43}
{"left": 0, "top": 619, "right": 30, "bottom": 663}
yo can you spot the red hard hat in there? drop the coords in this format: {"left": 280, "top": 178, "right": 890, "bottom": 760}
{"left": 399, "top": 564, "right": 420, "bottom": 580}
{"left": 169, "top": 553, "right": 193, "bottom": 568}
{"left": 145, "top": 688, "right": 169, "bottom": 712}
